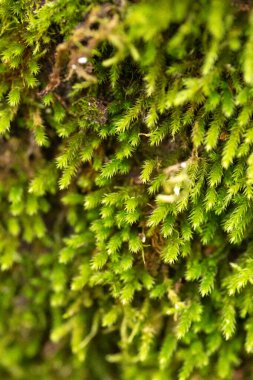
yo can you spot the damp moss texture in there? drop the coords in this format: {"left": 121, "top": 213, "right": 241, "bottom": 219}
{"left": 1, "top": 0, "right": 253, "bottom": 379}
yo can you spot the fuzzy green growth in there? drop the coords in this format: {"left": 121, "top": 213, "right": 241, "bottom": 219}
{"left": 1, "top": 0, "right": 253, "bottom": 379}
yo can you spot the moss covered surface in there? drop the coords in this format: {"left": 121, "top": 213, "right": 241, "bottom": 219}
{"left": 1, "top": 0, "right": 253, "bottom": 379}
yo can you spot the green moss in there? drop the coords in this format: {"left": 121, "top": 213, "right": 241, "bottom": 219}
{"left": 1, "top": 0, "right": 253, "bottom": 378}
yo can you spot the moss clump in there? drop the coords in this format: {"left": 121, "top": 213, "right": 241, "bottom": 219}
{"left": 1, "top": 0, "right": 253, "bottom": 379}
